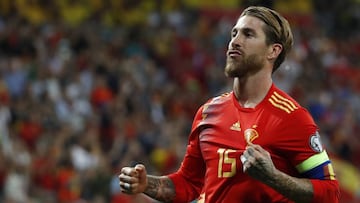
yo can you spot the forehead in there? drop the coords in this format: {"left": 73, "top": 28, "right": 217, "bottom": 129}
{"left": 233, "top": 15, "right": 265, "bottom": 32}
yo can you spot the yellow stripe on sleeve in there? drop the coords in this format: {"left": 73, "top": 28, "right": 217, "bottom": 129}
{"left": 273, "top": 91, "right": 298, "bottom": 109}
{"left": 327, "top": 163, "right": 336, "bottom": 180}
{"left": 268, "top": 98, "right": 291, "bottom": 113}
{"left": 296, "top": 150, "right": 330, "bottom": 173}
{"left": 270, "top": 95, "right": 296, "bottom": 111}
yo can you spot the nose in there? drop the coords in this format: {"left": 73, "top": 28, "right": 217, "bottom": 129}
{"left": 230, "top": 40, "right": 241, "bottom": 50}
{"left": 229, "top": 34, "right": 242, "bottom": 49}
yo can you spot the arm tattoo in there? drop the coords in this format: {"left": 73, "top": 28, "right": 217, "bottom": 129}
{"left": 144, "top": 175, "right": 176, "bottom": 203}
{"left": 265, "top": 170, "right": 314, "bottom": 203}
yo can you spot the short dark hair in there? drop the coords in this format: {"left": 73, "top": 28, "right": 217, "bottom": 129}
{"left": 240, "top": 6, "right": 293, "bottom": 72}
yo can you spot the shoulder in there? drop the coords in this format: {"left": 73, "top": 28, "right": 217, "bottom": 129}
{"left": 191, "top": 92, "right": 233, "bottom": 129}
{"left": 194, "top": 91, "right": 232, "bottom": 112}
{"left": 266, "top": 86, "right": 303, "bottom": 114}
{"left": 266, "top": 86, "right": 315, "bottom": 123}
{"left": 195, "top": 92, "right": 233, "bottom": 116}
{"left": 203, "top": 92, "right": 233, "bottom": 107}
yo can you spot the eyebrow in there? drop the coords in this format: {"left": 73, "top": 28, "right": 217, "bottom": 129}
{"left": 232, "top": 27, "right": 257, "bottom": 37}
{"left": 233, "top": 25, "right": 256, "bottom": 32}
{"left": 241, "top": 27, "right": 256, "bottom": 34}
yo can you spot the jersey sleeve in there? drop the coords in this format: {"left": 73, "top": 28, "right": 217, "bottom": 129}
{"left": 310, "top": 179, "right": 340, "bottom": 203}
{"left": 278, "top": 108, "right": 340, "bottom": 202}
{"left": 167, "top": 105, "right": 206, "bottom": 203}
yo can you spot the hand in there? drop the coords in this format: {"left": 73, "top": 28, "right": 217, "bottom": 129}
{"left": 118, "top": 164, "right": 148, "bottom": 194}
{"left": 240, "top": 143, "right": 277, "bottom": 182}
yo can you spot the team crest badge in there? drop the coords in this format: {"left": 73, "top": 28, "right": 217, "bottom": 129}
{"left": 310, "top": 131, "right": 323, "bottom": 153}
{"left": 244, "top": 128, "right": 259, "bottom": 144}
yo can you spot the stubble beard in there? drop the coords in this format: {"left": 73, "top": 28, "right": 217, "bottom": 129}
{"left": 224, "top": 54, "right": 265, "bottom": 78}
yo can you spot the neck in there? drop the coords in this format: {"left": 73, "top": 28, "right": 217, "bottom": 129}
{"left": 233, "top": 70, "right": 272, "bottom": 108}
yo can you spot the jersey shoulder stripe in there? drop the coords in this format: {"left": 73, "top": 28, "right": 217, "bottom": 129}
{"left": 268, "top": 91, "right": 299, "bottom": 114}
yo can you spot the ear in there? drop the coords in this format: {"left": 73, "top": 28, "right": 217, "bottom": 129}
{"left": 267, "top": 43, "right": 283, "bottom": 60}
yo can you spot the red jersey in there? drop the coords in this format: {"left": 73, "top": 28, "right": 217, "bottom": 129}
{"left": 168, "top": 84, "right": 339, "bottom": 203}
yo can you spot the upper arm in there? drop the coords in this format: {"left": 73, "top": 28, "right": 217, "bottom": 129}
{"left": 277, "top": 109, "right": 332, "bottom": 176}
{"left": 167, "top": 106, "right": 206, "bottom": 203}
{"left": 277, "top": 108, "right": 340, "bottom": 202}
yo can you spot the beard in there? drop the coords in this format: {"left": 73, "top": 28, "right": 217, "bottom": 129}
{"left": 224, "top": 53, "right": 265, "bottom": 78}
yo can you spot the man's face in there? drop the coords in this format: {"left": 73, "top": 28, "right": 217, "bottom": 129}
{"left": 224, "top": 15, "right": 269, "bottom": 78}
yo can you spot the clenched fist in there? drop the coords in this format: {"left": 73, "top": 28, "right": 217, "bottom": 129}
{"left": 118, "top": 164, "right": 148, "bottom": 194}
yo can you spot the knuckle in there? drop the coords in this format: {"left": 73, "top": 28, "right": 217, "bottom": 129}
{"left": 118, "top": 174, "right": 125, "bottom": 180}
{"left": 121, "top": 167, "right": 129, "bottom": 173}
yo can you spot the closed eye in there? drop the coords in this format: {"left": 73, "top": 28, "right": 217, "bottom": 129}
{"left": 231, "top": 27, "right": 256, "bottom": 39}
{"left": 242, "top": 28, "right": 255, "bottom": 38}
{"left": 231, "top": 29, "right": 237, "bottom": 38}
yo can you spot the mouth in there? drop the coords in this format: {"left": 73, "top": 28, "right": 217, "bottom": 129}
{"left": 227, "top": 49, "right": 243, "bottom": 57}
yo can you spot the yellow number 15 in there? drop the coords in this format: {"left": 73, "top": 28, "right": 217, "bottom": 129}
{"left": 217, "top": 148, "right": 236, "bottom": 178}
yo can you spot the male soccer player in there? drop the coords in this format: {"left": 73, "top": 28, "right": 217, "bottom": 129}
{"left": 118, "top": 6, "right": 340, "bottom": 203}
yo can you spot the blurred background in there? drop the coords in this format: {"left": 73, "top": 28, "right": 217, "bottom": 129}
{"left": 0, "top": 0, "right": 359, "bottom": 202}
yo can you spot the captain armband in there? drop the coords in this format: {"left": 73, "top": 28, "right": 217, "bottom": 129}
{"left": 296, "top": 151, "right": 336, "bottom": 180}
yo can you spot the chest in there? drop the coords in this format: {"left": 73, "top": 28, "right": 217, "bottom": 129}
{"left": 198, "top": 104, "right": 283, "bottom": 150}
{"left": 197, "top": 103, "right": 294, "bottom": 186}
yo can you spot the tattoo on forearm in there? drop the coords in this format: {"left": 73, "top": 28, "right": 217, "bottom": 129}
{"left": 266, "top": 170, "right": 313, "bottom": 203}
{"left": 144, "top": 175, "right": 176, "bottom": 203}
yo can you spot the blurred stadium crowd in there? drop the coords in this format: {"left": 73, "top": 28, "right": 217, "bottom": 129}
{"left": 0, "top": 0, "right": 359, "bottom": 203}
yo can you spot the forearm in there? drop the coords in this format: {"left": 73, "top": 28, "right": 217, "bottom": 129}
{"left": 265, "top": 169, "right": 313, "bottom": 203}
{"left": 143, "top": 175, "right": 176, "bottom": 203}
